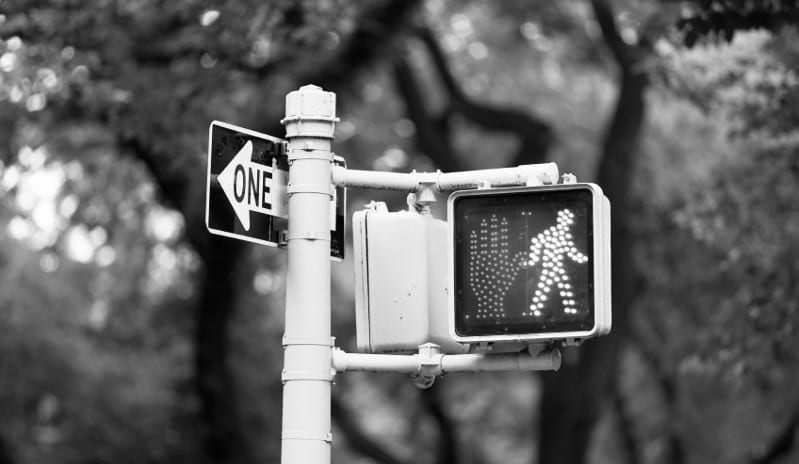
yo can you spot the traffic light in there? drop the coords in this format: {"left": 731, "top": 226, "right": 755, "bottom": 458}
{"left": 448, "top": 184, "right": 611, "bottom": 345}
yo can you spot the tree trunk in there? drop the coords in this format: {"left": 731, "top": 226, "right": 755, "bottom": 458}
{"left": 193, "top": 236, "right": 251, "bottom": 464}
{"left": 421, "top": 384, "right": 458, "bottom": 464}
{"left": 119, "top": 130, "right": 253, "bottom": 464}
{"left": 536, "top": 1, "right": 648, "bottom": 462}
{"left": 393, "top": 55, "right": 459, "bottom": 172}
{"left": 0, "top": 434, "right": 14, "bottom": 464}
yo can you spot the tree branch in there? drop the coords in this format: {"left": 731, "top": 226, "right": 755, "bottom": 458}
{"left": 259, "top": 0, "right": 425, "bottom": 137}
{"left": 590, "top": 0, "right": 640, "bottom": 70}
{"left": 393, "top": 55, "right": 460, "bottom": 172}
{"left": 0, "top": 103, "right": 18, "bottom": 165}
{"left": 301, "top": 0, "right": 423, "bottom": 94}
{"left": 415, "top": 27, "right": 553, "bottom": 166}
{"left": 421, "top": 385, "right": 458, "bottom": 464}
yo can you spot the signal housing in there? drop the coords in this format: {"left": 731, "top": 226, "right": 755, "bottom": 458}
{"left": 448, "top": 183, "right": 611, "bottom": 345}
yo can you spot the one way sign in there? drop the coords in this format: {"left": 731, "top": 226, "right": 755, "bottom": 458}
{"left": 205, "top": 120, "right": 345, "bottom": 260}
{"left": 217, "top": 139, "right": 281, "bottom": 230}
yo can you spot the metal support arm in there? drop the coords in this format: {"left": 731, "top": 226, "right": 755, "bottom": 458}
{"left": 332, "top": 343, "right": 561, "bottom": 389}
{"left": 331, "top": 163, "right": 559, "bottom": 193}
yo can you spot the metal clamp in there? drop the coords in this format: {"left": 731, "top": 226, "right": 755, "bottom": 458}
{"left": 286, "top": 149, "right": 335, "bottom": 161}
{"left": 281, "top": 369, "right": 336, "bottom": 383}
{"left": 285, "top": 229, "right": 330, "bottom": 241}
{"left": 281, "top": 114, "right": 340, "bottom": 124}
{"left": 282, "top": 335, "right": 335, "bottom": 347}
{"left": 282, "top": 430, "right": 333, "bottom": 443}
{"left": 286, "top": 183, "right": 334, "bottom": 196}
{"left": 412, "top": 343, "right": 443, "bottom": 389}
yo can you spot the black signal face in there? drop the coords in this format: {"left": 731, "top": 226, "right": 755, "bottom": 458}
{"left": 451, "top": 186, "right": 596, "bottom": 338}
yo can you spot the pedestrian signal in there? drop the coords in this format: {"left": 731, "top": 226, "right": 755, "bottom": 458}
{"left": 448, "top": 184, "right": 611, "bottom": 345}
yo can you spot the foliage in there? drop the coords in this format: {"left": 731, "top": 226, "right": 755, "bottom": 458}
{"left": 676, "top": 0, "right": 799, "bottom": 46}
{"left": 0, "top": 232, "right": 198, "bottom": 463}
{"left": 627, "top": 27, "right": 799, "bottom": 464}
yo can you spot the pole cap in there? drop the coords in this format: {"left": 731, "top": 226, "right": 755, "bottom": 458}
{"left": 282, "top": 85, "right": 339, "bottom": 140}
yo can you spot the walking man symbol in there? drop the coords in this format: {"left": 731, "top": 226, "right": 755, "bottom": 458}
{"left": 524, "top": 208, "right": 588, "bottom": 318}
{"left": 466, "top": 208, "right": 588, "bottom": 321}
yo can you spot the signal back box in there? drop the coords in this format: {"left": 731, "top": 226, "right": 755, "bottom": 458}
{"left": 353, "top": 204, "right": 466, "bottom": 354}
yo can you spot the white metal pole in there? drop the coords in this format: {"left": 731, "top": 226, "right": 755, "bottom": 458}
{"left": 280, "top": 85, "right": 338, "bottom": 464}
